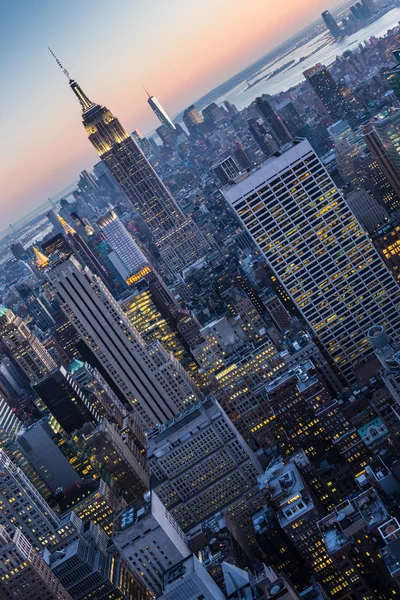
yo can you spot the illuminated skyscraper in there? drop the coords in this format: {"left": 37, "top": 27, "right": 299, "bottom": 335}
{"left": 223, "top": 139, "right": 400, "bottom": 383}
{"left": 321, "top": 10, "right": 342, "bottom": 39}
{"left": 97, "top": 210, "right": 149, "bottom": 284}
{"left": 385, "top": 49, "right": 400, "bottom": 101}
{"left": 145, "top": 89, "right": 176, "bottom": 131}
{"left": 47, "top": 255, "right": 202, "bottom": 429}
{"left": 0, "top": 526, "right": 73, "bottom": 600}
{"left": 0, "top": 306, "right": 57, "bottom": 383}
{"left": 255, "top": 96, "right": 292, "bottom": 146}
{"left": 303, "top": 63, "right": 358, "bottom": 125}
{"left": 50, "top": 51, "right": 208, "bottom": 276}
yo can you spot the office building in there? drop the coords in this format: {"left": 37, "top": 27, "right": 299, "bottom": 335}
{"left": 255, "top": 96, "right": 292, "bottom": 146}
{"left": 321, "top": 10, "right": 342, "bottom": 39}
{"left": 17, "top": 419, "right": 81, "bottom": 493}
{"left": 372, "top": 220, "right": 400, "bottom": 282}
{"left": 223, "top": 139, "right": 400, "bottom": 382}
{"left": 363, "top": 120, "right": 400, "bottom": 203}
{"left": 120, "top": 287, "right": 186, "bottom": 362}
{"left": 51, "top": 53, "right": 208, "bottom": 276}
{"left": 385, "top": 48, "right": 400, "bottom": 100}
{"left": 0, "top": 447, "right": 79, "bottom": 551}
{"left": 344, "top": 187, "right": 388, "bottom": 232}
{"left": 34, "top": 366, "right": 99, "bottom": 434}
{"left": 317, "top": 488, "right": 396, "bottom": 598}
{"left": 147, "top": 399, "right": 264, "bottom": 539}
{"left": 16, "top": 283, "right": 55, "bottom": 331}
{"left": 0, "top": 526, "right": 73, "bottom": 600}
{"left": 368, "top": 109, "right": 400, "bottom": 173}
{"left": 159, "top": 554, "right": 226, "bottom": 600}
{"left": 71, "top": 418, "right": 149, "bottom": 503}
{"left": 97, "top": 209, "right": 149, "bottom": 283}
{"left": 146, "top": 91, "right": 176, "bottom": 131}
{"left": 258, "top": 459, "right": 352, "bottom": 598}
{"left": 47, "top": 533, "right": 147, "bottom": 600}
{"left": 212, "top": 156, "right": 241, "bottom": 185}
{"left": 304, "top": 64, "right": 358, "bottom": 124}
{"left": 183, "top": 104, "right": 204, "bottom": 128}
{"left": 113, "top": 492, "right": 191, "bottom": 595}
{"left": 248, "top": 117, "right": 278, "bottom": 156}
{"left": 368, "top": 325, "right": 400, "bottom": 404}
{"left": 47, "top": 255, "right": 201, "bottom": 429}
{"left": 59, "top": 478, "right": 125, "bottom": 536}
{"left": 0, "top": 306, "right": 57, "bottom": 383}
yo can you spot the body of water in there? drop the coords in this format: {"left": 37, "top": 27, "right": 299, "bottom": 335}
{"left": 218, "top": 8, "right": 400, "bottom": 110}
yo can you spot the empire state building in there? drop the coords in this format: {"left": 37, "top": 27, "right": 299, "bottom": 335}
{"left": 50, "top": 51, "right": 209, "bottom": 276}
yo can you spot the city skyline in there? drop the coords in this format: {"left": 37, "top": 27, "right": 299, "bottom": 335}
{"left": 1, "top": 0, "right": 344, "bottom": 224}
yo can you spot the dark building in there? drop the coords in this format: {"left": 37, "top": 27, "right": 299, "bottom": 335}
{"left": 211, "top": 156, "right": 241, "bottom": 185}
{"left": 303, "top": 63, "right": 358, "bottom": 125}
{"left": 385, "top": 49, "right": 400, "bottom": 100}
{"left": 16, "top": 284, "right": 55, "bottom": 332}
{"left": 247, "top": 117, "right": 278, "bottom": 155}
{"left": 321, "top": 10, "right": 342, "bottom": 39}
{"left": 33, "top": 367, "right": 98, "bottom": 434}
{"left": 255, "top": 96, "right": 292, "bottom": 146}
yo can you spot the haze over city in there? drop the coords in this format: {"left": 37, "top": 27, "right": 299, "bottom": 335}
{"left": 1, "top": 0, "right": 344, "bottom": 224}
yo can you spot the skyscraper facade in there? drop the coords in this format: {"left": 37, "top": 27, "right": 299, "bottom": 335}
{"left": 47, "top": 255, "right": 202, "bottom": 428}
{"left": 321, "top": 10, "right": 342, "bottom": 39}
{"left": 0, "top": 306, "right": 57, "bottom": 383}
{"left": 303, "top": 64, "right": 358, "bottom": 124}
{"left": 97, "top": 210, "right": 149, "bottom": 284}
{"left": 52, "top": 54, "right": 208, "bottom": 276}
{"left": 147, "top": 92, "right": 176, "bottom": 131}
{"left": 223, "top": 139, "right": 400, "bottom": 382}
{"left": 0, "top": 526, "right": 73, "bottom": 600}
{"left": 255, "top": 96, "right": 292, "bottom": 146}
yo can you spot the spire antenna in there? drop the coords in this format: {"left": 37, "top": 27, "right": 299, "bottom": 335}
{"left": 48, "top": 47, "right": 71, "bottom": 81}
{"left": 142, "top": 84, "right": 151, "bottom": 98}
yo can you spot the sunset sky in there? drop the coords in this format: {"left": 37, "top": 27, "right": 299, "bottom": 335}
{"left": 1, "top": 0, "right": 343, "bottom": 224}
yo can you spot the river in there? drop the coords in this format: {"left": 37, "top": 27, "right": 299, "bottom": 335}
{"left": 218, "top": 7, "right": 400, "bottom": 110}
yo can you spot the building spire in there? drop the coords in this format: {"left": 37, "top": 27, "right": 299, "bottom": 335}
{"left": 48, "top": 47, "right": 94, "bottom": 113}
{"left": 142, "top": 84, "right": 151, "bottom": 98}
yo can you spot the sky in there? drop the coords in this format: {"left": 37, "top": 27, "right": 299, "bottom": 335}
{"left": 1, "top": 0, "right": 342, "bottom": 225}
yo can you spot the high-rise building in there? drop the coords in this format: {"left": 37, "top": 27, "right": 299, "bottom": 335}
{"left": 211, "top": 156, "right": 241, "bottom": 185}
{"left": 304, "top": 64, "right": 358, "bottom": 124}
{"left": 46, "top": 531, "right": 148, "bottom": 600}
{"left": 344, "top": 187, "right": 388, "bottom": 233}
{"left": 47, "top": 256, "right": 202, "bottom": 428}
{"left": 223, "top": 139, "right": 400, "bottom": 383}
{"left": 34, "top": 366, "right": 99, "bottom": 434}
{"left": 0, "top": 306, "right": 57, "bottom": 383}
{"left": 0, "top": 526, "right": 73, "bottom": 600}
{"left": 113, "top": 492, "right": 191, "bottom": 596}
{"left": 321, "top": 10, "right": 342, "bottom": 39}
{"left": 255, "top": 96, "right": 292, "bottom": 146}
{"left": 182, "top": 104, "right": 204, "bottom": 128}
{"left": 385, "top": 48, "right": 400, "bottom": 101}
{"left": 51, "top": 52, "right": 208, "bottom": 276}
{"left": 17, "top": 419, "right": 82, "bottom": 493}
{"left": 0, "top": 447, "right": 79, "bottom": 551}
{"left": 371, "top": 220, "right": 400, "bottom": 283}
{"left": 97, "top": 210, "right": 149, "bottom": 284}
{"left": 366, "top": 109, "right": 400, "bottom": 174}
{"left": 16, "top": 283, "right": 55, "bottom": 332}
{"left": 159, "top": 555, "right": 226, "bottom": 600}
{"left": 248, "top": 117, "right": 278, "bottom": 155}
{"left": 146, "top": 90, "right": 176, "bottom": 131}
{"left": 147, "top": 399, "right": 264, "bottom": 539}
{"left": 363, "top": 119, "right": 400, "bottom": 203}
